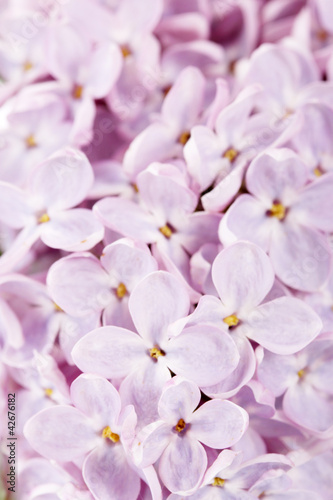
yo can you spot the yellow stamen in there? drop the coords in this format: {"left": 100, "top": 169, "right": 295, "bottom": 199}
{"left": 267, "top": 202, "right": 286, "bottom": 220}
{"left": 38, "top": 213, "right": 50, "bottom": 224}
{"left": 54, "top": 303, "right": 63, "bottom": 312}
{"left": 159, "top": 225, "right": 173, "bottom": 238}
{"left": 213, "top": 477, "right": 225, "bottom": 487}
{"left": 44, "top": 388, "right": 53, "bottom": 398}
{"left": 26, "top": 135, "right": 37, "bottom": 148}
{"left": 175, "top": 418, "right": 186, "bottom": 433}
{"left": 73, "top": 84, "right": 83, "bottom": 99}
{"left": 314, "top": 167, "right": 323, "bottom": 177}
{"left": 297, "top": 369, "right": 305, "bottom": 378}
{"left": 121, "top": 45, "right": 132, "bottom": 58}
{"left": 132, "top": 183, "right": 139, "bottom": 193}
{"left": 23, "top": 61, "right": 33, "bottom": 72}
{"left": 178, "top": 131, "right": 191, "bottom": 145}
{"left": 149, "top": 347, "right": 165, "bottom": 359}
{"left": 116, "top": 283, "right": 127, "bottom": 299}
{"left": 223, "top": 148, "right": 238, "bottom": 162}
{"left": 223, "top": 314, "right": 239, "bottom": 327}
{"left": 102, "top": 426, "right": 120, "bottom": 443}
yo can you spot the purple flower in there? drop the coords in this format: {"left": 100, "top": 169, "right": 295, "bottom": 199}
{"left": 257, "top": 336, "right": 333, "bottom": 433}
{"left": 174, "top": 241, "right": 322, "bottom": 399}
{"left": 220, "top": 149, "right": 333, "bottom": 291}
{"left": 72, "top": 271, "right": 239, "bottom": 427}
{"left": 133, "top": 376, "right": 248, "bottom": 495}
{"left": 24, "top": 374, "right": 142, "bottom": 500}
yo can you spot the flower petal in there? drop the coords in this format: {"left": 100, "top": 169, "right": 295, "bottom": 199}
{"left": 41, "top": 208, "right": 104, "bottom": 251}
{"left": 219, "top": 194, "right": 272, "bottom": 250}
{"left": 293, "top": 173, "right": 333, "bottom": 232}
{"left": 212, "top": 242, "right": 275, "bottom": 314}
{"left": 129, "top": 271, "right": 190, "bottom": 345}
{"left": 159, "top": 435, "right": 207, "bottom": 495}
{"left": 137, "top": 163, "right": 198, "bottom": 225}
{"left": 256, "top": 350, "right": 298, "bottom": 397}
{"left": 202, "top": 335, "right": 256, "bottom": 399}
{"left": 100, "top": 239, "right": 157, "bottom": 291}
{"left": 24, "top": 406, "right": 98, "bottom": 461}
{"left": 0, "top": 182, "right": 34, "bottom": 229}
{"left": 284, "top": 383, "right": 333, "bottom": 433}
{"left": 246, "top": 297, "right": 322, "bottom": 354}
{"left": 166, "top": 325, "right": 239, "bottom": 387}
{"left": 123, "top": 123, "right": 176, "bottom": 180}
{"left": 190, "top": 400, "right": 248, "bottom": 449}
{"left": 83, "top": 443, "right": 141, "bottom": 500}
{"left": 270, "top": 222, "right": 332, "bottom": 292}
{"left": 93, "top": 197, "right": 158, "bottom": 242}
{"left": 162, "top": 66, "right": 205, "bottom": 133}
{"left": 47, "top": 253, "right": 110, "bottom": 317}
{"left": 71, "top": 326, "right": 146, "bottom": 378}
{"left": 29, "top": 148, "right": 94, "bottom": 211}
{"left": 202, "top": 161, "right": 247, "bottom": 213}
{"left": 70, "top": 374, "right": 121, "bottom": 427}
{"left": 120, "top": 359, "right": 171, "bottom": 428}
{"left": 134, "top": 421, "right": 172, "bottom": 468}
{"left": 246, "top": 148, "right": 308, "bottom": 205}
{"left": 158, "top": 377, "right": 201, "bottom": 424}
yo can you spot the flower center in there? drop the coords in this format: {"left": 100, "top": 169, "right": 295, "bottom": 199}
{"left": 26, "top": 135, "right": 37, "bottom": 148}
{"left": 38, "top": 213, "right": 50, "bottom": 224}
{"left": 175, "top": 418, "right": 186, "bottom": 433}
{"left": 23, "top": 61, "right": 33, "bottom": 72}
{"left": 102, "top": 426, "right": 120, "bottom": 443}
{"left": 297, "top": 369, "right": 306, "bottom": 379}
{"left": 116, "top": 283, "right": 127, "bottom": 299}
{"left": 317, "top": 29, "right": 329, "bottom": 42}
{"left": 44, "top": 388, "right": 53, "bottom": 398}
{"left": 223, "top": 148, "right": 238, "bottom": 162}
{"left": 267, "top": 201, "right": 286, "bottom": 220}
{"left": 54, "top": 303, "right": 63, "bottom": 312}
{"left": 178, "top": 131, "right": 191, "bottom": 145}
{"left": 223, "top": 314, "right": 239, "bottom": 327}
{"left": 149, "top": 347, "right": 165, "bottom": 359}
{"left": 73, "top": 84, "right": 83, "bottom": 100}
{"left": 159, "top": 225, "right": 173, "bottom": 238}
{"left": 314, "top": 166, "right": 323, "bottom": 177}
{"left": 120, "top": 45, "right": 132, "bottom": 58}
{"left": 212, "top": 477, "right": 225, "bottom": 487}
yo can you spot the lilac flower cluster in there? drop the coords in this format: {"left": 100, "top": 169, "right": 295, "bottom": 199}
{"left": 1, "top": 0, "right": 333, "bottom": 499}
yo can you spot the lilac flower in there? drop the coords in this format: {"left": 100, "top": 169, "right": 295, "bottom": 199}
{"left": 47, "top": 238, "right": 157, "bottom": 330}
{"left": 167, "top": 449, "right": 293, "bottom": 500}
{"left": 220, "top": 149, "right": 333, "bottom": 291}
{"left": 257, "top": 336, "right": 333, "bottom": 433}
{"left": 0, "top": 148, "right": 104, "bottom": 270}
{"left": 123, "top": 67, "right": 206, "bottom": 179}
{"left": 0, "top": 274, "right": 63, "bottom": 366}
{"left": 0, "top": 89, "right": 73, "bottom": 185}
{"left": 184, "top": 84, "right": 263, "bottom": 212}
{"left": 24, "top": 374, "right": 142, "bottom": 500}
{"left": 133, "top": 377, "right": 248, "bottom": 495}
{"left": 1, "top": 0, "right": 333, "bottom": 494}
{"left": 18, "top": 457, "right": 94, "bottom": 500}
{"left": 72, "top": 271, "right": 239, "bottom": 426}
{"left": 241, "top": 43, "right": 319, "bottom": 117}
{"left": 94, "top": 162, "right": 221, "bottom": 298}
{"left": 173, "top": 241, "right": 322, "bottom": 398}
